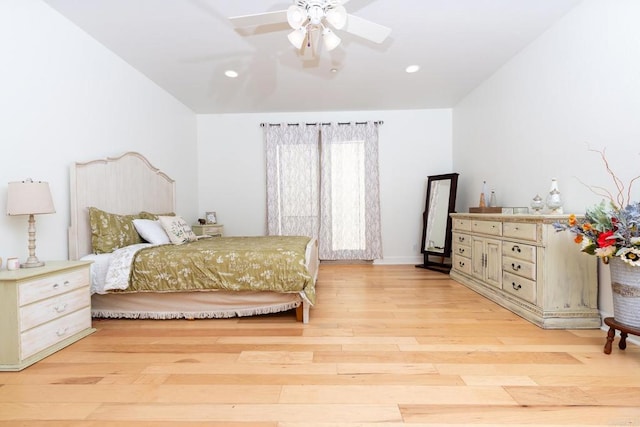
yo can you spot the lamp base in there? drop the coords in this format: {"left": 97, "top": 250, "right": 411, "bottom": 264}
{"left": 21, "top": 259, "right": 45, "bottom": 268}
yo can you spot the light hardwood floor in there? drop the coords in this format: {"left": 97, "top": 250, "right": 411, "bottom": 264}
{"left": 1, "top": 264, "right": 639, "bottom": 426}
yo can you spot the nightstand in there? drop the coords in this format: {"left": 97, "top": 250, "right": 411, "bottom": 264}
{"left": 0, "top": 260, "right": 95, "bottom": 371}
{"left": 192, "top": 224, "right": 224, "bottom": 237}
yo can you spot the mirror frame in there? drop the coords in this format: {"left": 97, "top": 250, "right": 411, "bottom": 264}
{"left": 416, "top": 173, "right": 459, "bottom": 273}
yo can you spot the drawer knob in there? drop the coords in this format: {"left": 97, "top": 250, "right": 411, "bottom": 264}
{"left": 53, "top": 283, "right": 59, "bottom": 289}
{"left": 512, "top": 282, "right": 522, "bottom": 291}
{"left": 56, "top": 327, "right": 69, "bottom": 337}
{"left": 458, "top": 248, "right": 465, "bottom": 254}
{"left": 511, "top": 263, "right": 521, "bottom": 271}
{"left": 512, "top": 245, "right": 521, "bottom": 253}
{"left": 459, "top": 261, "right": 465, "bottom": 267}
{"left": 54, "top": 303, "right": 68, "bottom": 313}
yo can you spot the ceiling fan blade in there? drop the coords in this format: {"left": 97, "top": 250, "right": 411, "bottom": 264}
{"left": 343, "top": 14, "right": 391, "bottom": 44}
{"left": 229, "top": 10, "right": 287, "bottom": 28}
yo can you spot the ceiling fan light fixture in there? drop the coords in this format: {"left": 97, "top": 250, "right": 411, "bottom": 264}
{"left": 325, "top": 5, "right": 347, "bottom": 30}
{"left": 288, "top": 27, "right": 307, "bottom": 50}
{"left": 287, "top": 5, "right": 306, "bottom": 29}
{"left": 322, "top": 27, "right": 341, "bottom": 51}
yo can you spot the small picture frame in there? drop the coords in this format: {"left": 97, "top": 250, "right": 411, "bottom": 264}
{"left": 205, "top": 211, "right": 217, "bottom": 224}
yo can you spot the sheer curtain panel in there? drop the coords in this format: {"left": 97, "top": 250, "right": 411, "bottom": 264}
{"left": 265, "top": 124, "right": 320, "bottom": 238}
{"left": 264, "top": 122, "right": 382, "bottom": 261}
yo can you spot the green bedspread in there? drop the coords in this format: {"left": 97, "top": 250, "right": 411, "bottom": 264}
{"left": 123, "top": 236, "right": 315, "bottom": 304}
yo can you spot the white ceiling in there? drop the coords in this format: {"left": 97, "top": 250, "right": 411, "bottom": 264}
{"left": 42, "top": 0, "right": 581, "bottom": 114}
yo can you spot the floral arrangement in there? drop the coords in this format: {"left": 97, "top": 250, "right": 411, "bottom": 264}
{"left": 553, "top": 148, "right": 640, "bottom": 266}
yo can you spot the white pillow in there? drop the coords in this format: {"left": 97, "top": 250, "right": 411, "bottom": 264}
{"left": 132, "top": 219, "right": 171, "bottom": 245}
{"left": 157, "top": 215, "right": 197, "bottom": 245}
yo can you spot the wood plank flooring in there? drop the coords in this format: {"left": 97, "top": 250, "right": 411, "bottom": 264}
{"left": 1, "top": 264, "right": 639, "bottom": 426}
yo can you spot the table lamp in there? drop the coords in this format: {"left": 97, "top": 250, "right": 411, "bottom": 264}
{"left": 7, "top": 179, "right": 56, "bottom": 268}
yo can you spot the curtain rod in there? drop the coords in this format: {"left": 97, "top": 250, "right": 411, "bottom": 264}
{"left": 260, "top": 121, "right": 383, "bottom": 127}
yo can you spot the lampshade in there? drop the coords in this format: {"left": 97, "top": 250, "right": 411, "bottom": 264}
{"left": 288, "top": 27, "right": 307, "bottom": 50}
{"left": 322, "top": 27, "right": 341, "bottom": 51}
{"left": 287, "top": 5, "right": 306, "bottom": 29}
{"left": 325, "top": 5, "right": 347, "bottom": 29}
{"left": 7, "top": 179, "right": 55, "bottom": 216}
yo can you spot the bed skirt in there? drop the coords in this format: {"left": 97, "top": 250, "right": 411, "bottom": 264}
{"left": 91, "top": 290, "right": 303, "bottom": 320}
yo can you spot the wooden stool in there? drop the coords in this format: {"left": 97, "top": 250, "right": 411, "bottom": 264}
{"left": 603, "top": 317, "right": 640, "bottom": 354}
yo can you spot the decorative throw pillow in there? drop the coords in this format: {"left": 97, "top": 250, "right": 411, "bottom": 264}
{"left": 157, "top": 215, "right": 197, "bottom": 245}
{"left": 139, "top": 211, "right": 176, "bottom": 220}
{"left": 88, "top": 207, "right": 143, "bottom": 254}
{"left": 132, "top": 219, "right": 171, "bottom": 245}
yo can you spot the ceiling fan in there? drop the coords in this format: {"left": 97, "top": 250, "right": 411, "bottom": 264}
{"left": 229, "top": 0, "right": 391, "bottom": 55}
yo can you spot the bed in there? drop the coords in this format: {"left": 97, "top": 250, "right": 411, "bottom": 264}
{"left": 68, "top": 152, "right": 318, "bottom": 323}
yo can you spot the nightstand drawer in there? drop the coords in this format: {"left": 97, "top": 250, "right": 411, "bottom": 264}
{"left": 192, "top": 224, "right": 224, "bottom": 237}
{"left": 20, "top": 286, "right": 90, "bottom": 332}
{"left": 20, "top": 307, "right": 92, "bottom": 359}
{"left": 19, "top": 269, "right": 89, "bottom": 306}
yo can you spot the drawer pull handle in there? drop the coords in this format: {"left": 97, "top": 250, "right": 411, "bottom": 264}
{"left": 54, "top": 303, "right": 68, "bottom": 313}
{"left": 52, "top": 281, "right": 70, "bottom": 289}
{"left": 459, "top": 261, "right": 465, "bottom": 267}
{"left": 458, "top": 248, "right": 465, "bottom": 254}
{"left": 512, "top": 245, "right": 521, "bottom": 253}
{"left": 458, "top": 236, "right": 465, "bottom": 242}
{"left": 56, "top": 327, "right": 69, "bottom": 337}
{"left": 511, "top": 263, "right": 521, "bottom": 271}
{"left": 512, "top": 282, "right": 522, "bottom": 291}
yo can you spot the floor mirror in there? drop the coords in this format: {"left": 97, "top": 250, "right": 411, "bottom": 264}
{"left": 416, "top": 173, "right": 459, "bottom": 273}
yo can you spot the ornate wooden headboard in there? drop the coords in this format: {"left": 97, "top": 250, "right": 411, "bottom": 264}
{"left": 68, "top": 152, "right": 176, "bottom": 260}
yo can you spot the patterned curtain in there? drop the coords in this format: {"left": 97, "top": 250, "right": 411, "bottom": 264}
{"left": 264, "top": 122, "right": 383, "bottom": 261}
{"left": 319, "top": 122, "right": 382, "bottom": 260}
{"left": 265, "top": 124, "right": 320, "bottom": 238}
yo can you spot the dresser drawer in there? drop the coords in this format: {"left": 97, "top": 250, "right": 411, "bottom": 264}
{"left": 452, "top": 232, "right": 471, "bottom": 247}
{"left": 502, "top": 241, "right": 536, "bottom": 263}
{"left": 471, "top": 220, "right": 502, "bottom": 236}
{"left": 502, "top": 256, "right": 536, "bottom": 281}
{"left": 20, "top": 286, "right": 90, "bottom": 332}
{"left": 20, "top": 307, "right": 92, "bottom": 359}
{"left": 503, "top": 222, "right": 538, "bottom": 242}
{"left": 452, "top": 242, "right": 471, "bottom": 259}
{"left": 19, "top": 269, "right": 89, "bottom": 306}
{"left": 453, "top": 254, "right": 472, "bottom": 275}
{"left": 452, "top": 218, "right": 471, "bottom": 232}
{"left": 503, "top": 272, "right": 536, "bottom": 304}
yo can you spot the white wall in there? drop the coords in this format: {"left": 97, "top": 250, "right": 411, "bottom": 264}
{"left": 0, "top": 0, "right": 198, "bottom": 265}
{"left": 197, "top": 109, "right": 452, "bottom": 264}
{"left": 453, "top": 0, "right": 640, "bottom": 318}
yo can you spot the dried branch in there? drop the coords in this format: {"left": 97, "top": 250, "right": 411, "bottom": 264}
{"left": 583, "top": 147, "right": 640, "bottom": 209}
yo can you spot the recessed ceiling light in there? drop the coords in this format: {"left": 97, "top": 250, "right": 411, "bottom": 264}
{"left": 405, "top": 65, "right": 420, "bottom": 74}
{"left": 330, "top": 68, "right": 338, "bottom": 73}
{"left": 224, "top": 70, "right": 239, "bottom": 78}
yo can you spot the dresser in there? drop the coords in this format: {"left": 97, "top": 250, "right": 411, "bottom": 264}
{"left": 0, "top": 261, "right": 95, "bottom": 371}
{"left": 192, "top": 223, "right": 224, "bottom": 237}
{"left": 449, "top": 213, "right": 600, "bottom": 329}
